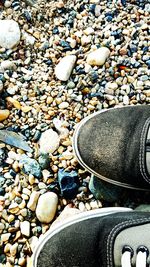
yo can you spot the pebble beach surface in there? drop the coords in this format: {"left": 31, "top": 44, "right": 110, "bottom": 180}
{"left": 0, "top": 0, "right": 150, "bottom": 266}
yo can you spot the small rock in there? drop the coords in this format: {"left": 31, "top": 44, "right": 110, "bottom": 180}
{"left": 36, "top": 192, "right": 58, "bottom": 223}
{"left": 89, "top": 175, "right": 124, "bottom": 202}
{"left": 0, "top": 110, "right": 10, "bottom": 121}
{"left": 38, "top": 153, "right": 50, "bottom": 169}
{"left": 1, "top": 60, "right": 16, "bottom": 71}
{"left": 58, "top": 169, "right": 80, "bottom": 199}
{"left": 1, "top": 233, "right": 11, "bottom": 243}
{"left": 55, "top": 55, "right": 76, "bottom": 81}
{"left": 87, "top": 47, "right": 110, "bottom": 66}
{"left": 123, "top": 95, "right": 129, "bottom": 105}
{"left": 39, "top": 129, "right": 60, "bottom": 154}
{"left": 59, "top": 102, "right": 69, "bottom": 109}
{"left": 20, "top": 155, "right": 42, "bottom": 178}
{"left": 0, "top": 20, "right": 21, "bottom": 49}
{"left": 0, "top": 81, "right": 3, "bottom": 94}
{"left": 20, "top": 221, "right": 30, "bottom": 237}
{"left": 27, "top": 191, "right": 40, "bottom": 211}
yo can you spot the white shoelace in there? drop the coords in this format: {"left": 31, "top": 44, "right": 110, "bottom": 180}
{"left": 121, "top": 246, "right": 148, "bottom": 267}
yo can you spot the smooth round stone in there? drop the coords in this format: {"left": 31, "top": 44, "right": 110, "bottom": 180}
{"left": 87, "top": 47, "right": 110, "bottom": 66}
{"left": 0, "top": 20, "right": 21, "bottom": 49}
{"left": 55, "top": 55, "right": 76, "bottom": 81}
{"left": 36, "top": 192, "right": 58, "bottom": 223}
{"left": 39, "top": 129, "right": 60, "bottom": 154}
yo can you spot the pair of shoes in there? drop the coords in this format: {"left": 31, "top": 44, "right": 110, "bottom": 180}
{"left": 33, "top": 106, "right": 150, "bottom": 266}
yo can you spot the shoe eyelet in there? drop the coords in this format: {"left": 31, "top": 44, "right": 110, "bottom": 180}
{"left": 122, "top": 245, "right": 134, "bottom": 257}
{"left": 137, "top": 246, "right": 149, "bottom": 257}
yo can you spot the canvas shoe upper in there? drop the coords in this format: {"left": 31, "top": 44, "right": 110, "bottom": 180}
{"left": 33, "top": 208, "right": 150, "bottom": 267}
{"left": 73, "top": 105, "right": 150, "bottom": 190}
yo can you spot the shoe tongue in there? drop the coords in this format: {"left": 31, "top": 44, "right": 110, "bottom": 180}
{"left": 146, "top": 127, "right": 150, "bottom": 175}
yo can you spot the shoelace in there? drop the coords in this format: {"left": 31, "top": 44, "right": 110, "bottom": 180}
{"left": 121, "top": 245, "right": 149, "bottom": 267}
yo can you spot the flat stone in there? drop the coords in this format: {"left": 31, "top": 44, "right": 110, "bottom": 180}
{"left": 36, "top": 192, "right": 58, "bottom": 223}
{"left": 39, "top": 129, "right": 60, "bottom": 154}
{"left": 0, "top": 20, "right": 21, "bottom": 49}
{"left": 87, "top": 47, "right": 110, "bottom": 66}
{"left": 55, "top": 55, "right": 76, "bottom": 81}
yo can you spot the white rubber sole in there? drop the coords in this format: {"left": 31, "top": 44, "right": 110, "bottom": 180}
{"left": 72, "top": 108, "right": 149, "bottom": 191}
{"left": 33, "top": 207, "right": 132, "bottom": 267}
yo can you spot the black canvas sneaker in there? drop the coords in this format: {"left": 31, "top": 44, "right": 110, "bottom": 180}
{"left": 73, "top": 105, "right": 150, "bottom": 190}
{"left": 33, "top": 207, "right": 150, "bottom": 267}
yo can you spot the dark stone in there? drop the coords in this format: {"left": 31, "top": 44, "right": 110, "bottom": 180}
{"left": 0, "top": 148, "right": 5, "bottom": 166}
{"left": 0, "top": 74, "right": 5, "bottom": 83}
{"left": 47, "top": 181, "right": 60, "bottom": 194}
{"left": 89, "top": 175, "right": 124, "bottom": 202}
{"left": 0, "top": 176, "right": 5, "bottom": 187}
{"left": 53, "top": 27, "right": 59, "bottom": 34}
{"left": 89, "top": 70, "right": 99, "bottom": 82}
{"left": 24, "top": 10, "right": 32, "bottom": 22}
{"left": 9, "top": 169, "right": 16, "bottom": 178}
{"left": 11, "top": 0, "right": 20, "bottom": 10}
{"left": 58, "top": 169, "right": 80, "bottom": 199}
{"left": 38, "top": 153, "right": 50, "bottom": 169}
{"left": 146, "top": 60, "right": 150, "bottom": 68}
{"left": 20, "top": 155, "right": 42, "bottom": 178}
{"left": 0, "top": 188, "right": 5, "bottom": 196}
{"left": 32, "top": 130, "right": 41, "bottom": 142}
{"left": 0, "top": 254, "right": 6, "bottom": 264}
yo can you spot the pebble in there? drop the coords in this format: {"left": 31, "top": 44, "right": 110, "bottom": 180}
{"left": 0, "top": 20, "right": 21, "bottom": 49}
{"left": 58, "top": 169, "right": 80, "bottom": 199}
{"left": 55, "top": 55, "right": 76, "bottom": 81}
{"left": 20, "top": 221, "right": 30, "bottom": 237}
{"left": 19, "top": 155, "right": 42, "bottom": 178}
{"left": 0, "top": 81, "right": 3, "bottom": 94}
{"left": 39, "top": 129, "right": 60, "bottom": 154}
{"left": 1, "top": 60, "right": 16, "bottom": 71}
{"left": 86, "top": 47, "right": 110, "bottom": 66}
{"left": 36, "top": 192, "right": 58, "bottom": 223}
{"left": 0, "top": 110, "right": 10, "bottom": 121}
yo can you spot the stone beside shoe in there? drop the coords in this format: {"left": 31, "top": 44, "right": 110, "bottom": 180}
{"left": 33, "top": 207, "right": 150, "bottom": 267}
{"left": 73, "top": 105, "right": 150, "bottom": 190}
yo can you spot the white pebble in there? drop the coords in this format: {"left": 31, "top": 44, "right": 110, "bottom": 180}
{"left": 55, "top": 55, "right": 76, "bottom": 81}
{"left": 87, "top": 47, "right": 110, "bottom": 66}
{"left": 27, "top": 191, "right": 40, "bottom": 211}
{"left": 39, "top": 129, "right": 60, "bottom": 154}
{"left": 20, "top": 221, "right": 30, "bottom": 237}
{"left": 0, "top": 20, "right": 21, "bottom": 49}
{"left": 36, "top": 192, "right": 58, "bottom": 223}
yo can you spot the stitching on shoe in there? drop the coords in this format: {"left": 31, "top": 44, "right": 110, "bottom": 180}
{"left": 106, "top": 217, "right": 150, "bottom": 267}
{"left": 139, "top": 117, "right": 150, "bottom": 183}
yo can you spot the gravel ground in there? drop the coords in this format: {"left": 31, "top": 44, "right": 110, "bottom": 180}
{"left": 0, "top": 0, "right": 150, "bottom": 266}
